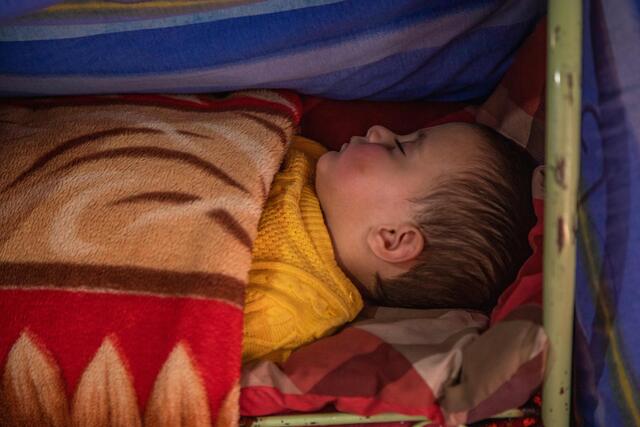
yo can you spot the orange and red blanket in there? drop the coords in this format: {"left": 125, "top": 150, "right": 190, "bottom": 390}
{"left": 0, "top": 91, "right": 300, "bottom": 426}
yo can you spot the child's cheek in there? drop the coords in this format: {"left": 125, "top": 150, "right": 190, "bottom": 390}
{"left": 340, "top": 144, "right": 386, "bottom": 176}
{"left": 317, "top": 146, "right": 385, "bottom": 195}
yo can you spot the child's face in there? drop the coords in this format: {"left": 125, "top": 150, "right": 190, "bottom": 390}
{"left": 316, "top": 122, "right": 487, "bottom": 225}
{"left": 315, "top": 122, "right": 489, "bottom": 292}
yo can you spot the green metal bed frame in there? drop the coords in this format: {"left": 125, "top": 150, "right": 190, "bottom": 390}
{"left": 244, "top": 0, "right": 583, "bottom": 425}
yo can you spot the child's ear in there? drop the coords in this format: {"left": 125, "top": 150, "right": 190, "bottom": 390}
{"left": 367, "top": 223, "right": 424, "bottom": 264}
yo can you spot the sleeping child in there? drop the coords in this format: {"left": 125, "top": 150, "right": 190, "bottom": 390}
{"left": 243, "top": 122, "right": 536, "bottom": 363}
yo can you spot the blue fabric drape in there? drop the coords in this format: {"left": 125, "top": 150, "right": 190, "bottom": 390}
{"left": 0, "top": 0, "right": 544, "bottom": 99}
{"left": 574, "top": 0, "right": 640, "bottom": 425}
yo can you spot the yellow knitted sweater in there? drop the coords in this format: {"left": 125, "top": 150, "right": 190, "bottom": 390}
{"left": 243, "top": 136, "right": 363, "bottom": 364}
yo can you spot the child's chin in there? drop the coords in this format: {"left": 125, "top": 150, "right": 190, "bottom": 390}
{"left": 315, "top": 151, "right": 335, "bottom": 176}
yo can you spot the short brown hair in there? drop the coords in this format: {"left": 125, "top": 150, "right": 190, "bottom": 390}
{"left": 376, "top": 124, "right": 536, "bottom": 312}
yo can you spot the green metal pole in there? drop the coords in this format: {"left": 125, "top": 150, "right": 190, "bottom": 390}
{"left": 244, "top": 409, "right": 525, "bottom": 427}
{"left": 246, "top": 412, "right": 428, "bottom": 427}
{"left": 542, "top": 0, "right": 582, "bottom": 426}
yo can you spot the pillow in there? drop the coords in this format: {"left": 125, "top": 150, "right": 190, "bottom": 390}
{"left": 0, "top": 91, "right": 301, "bottom": 426}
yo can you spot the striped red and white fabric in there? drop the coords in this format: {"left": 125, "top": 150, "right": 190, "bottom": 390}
{"left": 241, "top": 308, "right": 487, "bottom": 424}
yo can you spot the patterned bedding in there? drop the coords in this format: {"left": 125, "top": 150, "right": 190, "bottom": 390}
{"left": 0, "top": 91, "right": 300, "bottom": 426}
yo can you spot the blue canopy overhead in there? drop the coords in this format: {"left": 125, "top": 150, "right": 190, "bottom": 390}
{"left": 0, "top": 0, "right": 639, "bottom": 424}
{"left": 0, "top": 0, "right": 543, "bottom": 100}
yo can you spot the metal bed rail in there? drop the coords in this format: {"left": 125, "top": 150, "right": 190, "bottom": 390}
{"left": 542, "top": 0, "right": 582, "bottom": 426}
{"left": 242, "top": 408, "right": 528, "bottom": 427}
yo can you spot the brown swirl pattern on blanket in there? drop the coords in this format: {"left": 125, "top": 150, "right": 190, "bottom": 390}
{"left": 0, "top": 92, "right": 294, "bottom": 301}
{"left": 0, "top": 91, "right": 299, "bottom": 426}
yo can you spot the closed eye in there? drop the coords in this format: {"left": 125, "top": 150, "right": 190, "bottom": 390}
{"left": 394, "top": 138, "right": 406, "bottom": 156}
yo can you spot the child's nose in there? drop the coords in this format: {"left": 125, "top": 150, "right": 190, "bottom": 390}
{"left": 366, "top": 125, "right": 396, "bottom": 145}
